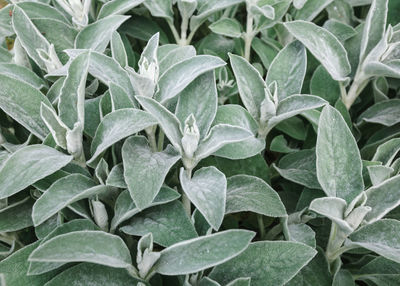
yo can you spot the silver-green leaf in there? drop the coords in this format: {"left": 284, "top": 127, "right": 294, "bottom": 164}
{"left": 154, "top": 229, "right": 255, "bottom": 275}
{"left": 122, "top": 136, "right": 180, "bottom": 210}
{"left": 316, "top": 105, "right": 364, "bottom": 203}
{"left": 0, "top": 145, "right": 72, "bottom": 199}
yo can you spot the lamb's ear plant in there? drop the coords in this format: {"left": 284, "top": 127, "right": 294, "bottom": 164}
{"left": 1, "top": 0, "right": 400, "bottom": 285}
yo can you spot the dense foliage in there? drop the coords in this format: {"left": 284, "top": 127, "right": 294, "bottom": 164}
{"left": 0, "top": 0, "right": 400, "bottom": 285}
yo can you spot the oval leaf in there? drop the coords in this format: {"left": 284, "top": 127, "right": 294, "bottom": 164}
{"left": 180, "top": 166, "right": 226, "bottom": 231}
{"left": 266, "top": 41, "right": 307, "bottom": 100}
{"left": 88, "top": 109, "right": 157, "bottom": 165}
{"left": 226, "top": 175, "right": 286, "bottom": 217}
{"left": 29, "top": 231, "right": 132, "bottom": 268}
{"left": 32, "top": 174, "right": 105, "bottom": 226}
{"left": 154, "top": 229, "right": 255, "bottom": 275}
{"left": 75, "top": 15, "right": 129, "bottom": 52}
{"left": 122, "top": 136, "right": 180, "bottom": 210}
{"left": 0, "top": 145, "right": 72, "bottom": 199}
{"left": 121, "top": 201, "right": 198, "bottom": 247}
{"left": 284, "top": 20, "right": 351, "bottom": 81}
{"left": 209, "top": 241, "right": 317, "bottom": 286}
{"left": 316, "top": 105, "right": 364, "bottom": 203}
{"left": 155, "top": 55, "right": 226, "bottom": 103}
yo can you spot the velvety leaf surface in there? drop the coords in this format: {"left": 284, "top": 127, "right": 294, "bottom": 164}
{"left": 0, "top": 242, "right": 58, "bottom": 285}
{"left": 88, "top": 109, "right": 157, "bottom": 165}
{"left": 284, "top": 20, "right": 351, "bottom": 81}
{"left": 0, "top": 145, "right": 72, "bottom": 199}
{"left": 0, "top": 74, "right": 52, "bottom": 139}
{"left": 154, "top": 230, "right": 255, "bottom": 275}
{"left": 348, "top": 219, "right": 400, "bottom": 263}
{"left": 44, "top": 263, "right": 141, "bottom": 285}
{"left": 111, "top": 187, "right": 180, "bottom": 232}
{"left": 209, "top": 241, "right": 317, "bottom": 286}
{"left": 75, "top": 16, "right": 129, "bottom": 52}
{"left": 122, "top": 136, "right": 180, "bottom": 210}
{"left": 225, "top": 175, "right": 286, "bottom": 217}
{"left": 29, "top": 231, "right": 132, "bottom": 268}
{"left": 266, "top": 41, "right": 307, "bottom": 100}
{"left": 156, "top": 55, "right": 226, "bottom": 103}
{"left": 229, "top": 53, "right": 266, "bottom": 121}
{"left": 180, "top": 167, "right": 226, "bottom": 230}
{"left": 32, "top": 174, "right": 100, "bottom": 226}
{"left": 121, "top": 201, "right": 198, "bottom": 247}
{"left": 316, "top": 105, "right": 364, "bottom": 203}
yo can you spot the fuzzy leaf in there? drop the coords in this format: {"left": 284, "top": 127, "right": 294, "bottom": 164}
{"left": 154, "top": 229, "right": 255, "bottom": 275}
{"left": 209, "top": 241, "right": 317, "bottom": 286}
{"left": 0, "top": 63, "right": 46, "bottom": 89}
{"left": 175, "top": 72, "right": 218, "bottom": 139}
{"left": 365, "top": 175, "right": 400, "bottom": 223}
{"left": 0, "top": 242, "right": 57, "bottom": 285}
{"left": 372, "top": 138, "right": 400, "bottom": 166}
{"left": 229, "top": 53, "right": 266, "bottom": 121}
{"left": 32, "top": 174, "right": 108, "bottom": 226}
{"left": 45, "top": 263, "right": 141, "bottom": 286}
{"left": 0, "top": 74, "right": 52, "bottom": 139}
{"left": 136, "top": 96, "right": 183, "bottom": 151}
{"left": 180, "top": 167, "right": 226, "bottom": 230}
{"left": 359, "top": 0, "right": 388, "bottom": 61}
{"left": 121, "top": 201, "right": 198, "bottom": 247}
{"left": 357, "top": 99, "right": 400, "bottom": 126}
{"left": 156, "top": 55, "right": 226, "bottom": 103}
{"left": 88, "top": 109, "right": 157, "bottom": 165}
{"left": 196, "top": 125, "right": 253, "bottom": 161}
{"left": 190, "top": 0, "right": 244, "bottom": 32}
{"left": 347, "top": 219, "right": 400, "bottom": 263}
{"left": 65, "top": 50, "right": 136, "bottom": 101}
{"left": 75, "top": 16, "right": 129, "bottom": 52}
{"left": 122, "top": 136, "right": 180, "bottom": 210}
{"left": 266, "top": 41, "right": 307, "bottom": 100}
{"left": 211, "top": 105, "right": 265, "bottom": 159}
{"left": 0, "top": 197, "right": 33, "bottom": 232}
{"left": 274, "top": 149, "right": 321, "bottom": 189}
{"left": 316, "top": 105, "right": 364, "bottom": 203}
{"left": 29, "top": 231, "right": 132, "bottom": 268}
{"left": 284, "top": 20, "right": 351, "bottom": 81}
{"left": 209, "top": 18, "right": 242, "bottom": 38}
{"left": 0, "top": 145, "right": 72, "bottom": 199}
{"left": 58, "top": 51, "right": 90, "bottom": 129}
{"left": 111, "top": 187, "right": 180, "bottom": 232}
{"left": 268, "top": 95, "right": 327, "bottom": 127}
{"left": 225, "top": 175, "right": 286, "bottom": 217}
{"left": 158, "top": 45, "right": 196, "bottom": 76}
{"left": 98, "top": 0, "right": 145, "bottom": 19}
{"left": 111, "top": 32, "right": 128, "bottom": 67}
{"left": 12, "top": 5, "right": 50, "bottom": 70}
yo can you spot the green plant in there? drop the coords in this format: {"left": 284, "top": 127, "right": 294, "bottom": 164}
{"left": 1, "top": 0, "right": 400, "bottom": 285}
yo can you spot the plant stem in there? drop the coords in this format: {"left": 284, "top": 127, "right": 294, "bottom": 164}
{"left": 244, "top": 12, "right": 254, "bottom": 61}
{"left": 257, "top": 214, "right": 266, "bottom": 239}
{"left": 182, "top": 168, "right": 192, "bottom": 216}
{"left": 157, "top": 129, "right": 164, "bottom": 152}
{"left": 126, "top": 265, "right": 140, "bottom": 279}
{"left": 265, "top": 223, "right": 282, "bottom": 240}
{"left": 167, "top": 19, "right": 181, "bottom": 44}
{"left": 179, "top": 15, "right": 189, "bottom": 46}
{"left": 343, "top": 71, "right": 369, "bottom": 110}
{"left": 339, "top": 82, "right": 347, "bottom": 101}
{"left": 145, "top": 126, "right": 157, "bottom": 153}
{"left": 186, "top": 28, "right": 197, "bottom": 45}
{"left": 325, "top": 222, "right": 348, "bottom": 270}
{"left": 75, "top": 150, "right": 86, "bottom": 168}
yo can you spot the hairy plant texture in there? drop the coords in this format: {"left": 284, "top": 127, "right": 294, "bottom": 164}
{"left": 1, "top": 0, "right": 400, "bottom": 285}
